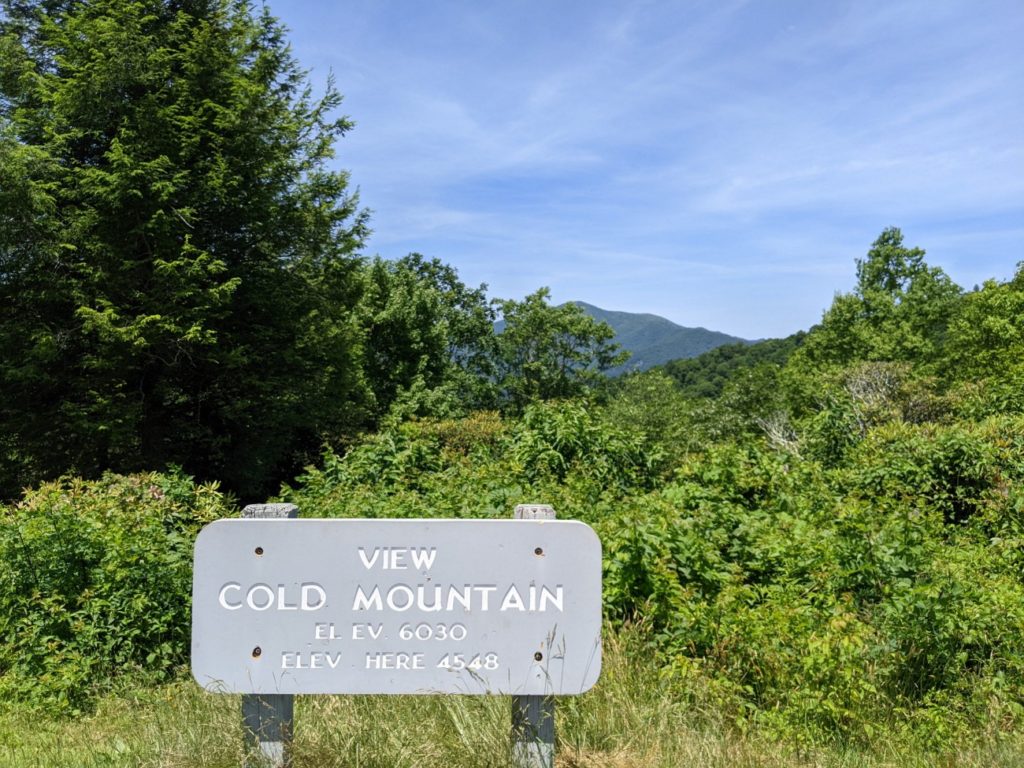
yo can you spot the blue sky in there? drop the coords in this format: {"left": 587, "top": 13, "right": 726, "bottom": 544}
{"left": 273, "top": 0, "right": 1023, "bottom": 339}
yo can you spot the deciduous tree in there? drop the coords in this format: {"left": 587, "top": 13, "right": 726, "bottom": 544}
{"left": 494, "top": 288, "right": 628, "bottom": 410}
{"left": 797, "top": 228, "right": 961, "bottom": 369}
{"left": 357, "top": 253, "right": 496, "bottom": 419}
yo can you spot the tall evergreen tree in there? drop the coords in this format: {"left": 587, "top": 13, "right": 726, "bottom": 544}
{"left": 0, "top": 0, "right": 370, "bottom": 498}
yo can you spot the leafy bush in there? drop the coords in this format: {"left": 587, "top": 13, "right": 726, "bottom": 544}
{"left": 846, "top": 421, "right": 1003, "bottom": 525}
{"left": 284, "top": 401, "right": 661, "bottom": 519}
{"left": 595, "top": 415, "right": 1024, "bottom": 743}
{"left": 0, "top": 471, "right": 231, "bottom": 712}
{"left": 510, "top": 400, "right": 659, "bottom": 491}
{"left": 281, "top": 412, "right": 521, "bottom": 520}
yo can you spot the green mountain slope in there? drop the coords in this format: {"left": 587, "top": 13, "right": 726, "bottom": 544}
{"left": 662, "top": 331, "right": 807, "bottom": 398}
{"left": 574, "top": 302, "right": 749, "bottom": 373}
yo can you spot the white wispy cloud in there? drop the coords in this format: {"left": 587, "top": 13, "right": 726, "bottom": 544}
{"left": 276, "top": 0, "right": 1024, "bottom": 338}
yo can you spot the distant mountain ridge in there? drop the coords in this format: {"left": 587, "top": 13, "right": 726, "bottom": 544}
{"left": 573, "top": 302, "right": 749, "bottom": 374}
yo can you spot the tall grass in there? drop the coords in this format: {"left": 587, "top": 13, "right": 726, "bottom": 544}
{"left": 2, "top": 626, "right": 1022, "bottom": 767}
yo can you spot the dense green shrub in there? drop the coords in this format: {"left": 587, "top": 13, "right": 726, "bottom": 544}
{"left": 0, "top": 471, "right": 231, "bottom": 712}
{"left": 510, "top": 400, "right": 659, "bottom": 491}
{"left": 280, "top": 411, "right": 523, "bottom": 520}
{"left": 283, "top": 400, "right": 661, "bottom": 519}
{"left": 595, "top": 414, "right": 1024, "bottom": 743}
{"left": 846, "top": 420, "right": 1007, "bottom": 525}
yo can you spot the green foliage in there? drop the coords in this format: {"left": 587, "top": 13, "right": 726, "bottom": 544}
{"left": 0, "top": 471, "right": 232, "bottom": 712}
{"left": 0, "top": 0, "right": 370, "bottom": 499}
{"left": 688, "top": 363, "right": 792, "bottom": 446}
{"left": 282, "top": 411, "right": 525, "bottom": 521}
{"left": 357, "top": 254, "right": 497, "bottom": 420}
{"left": 796, "top": 228, "right": 961, "bottom": 370}
{"left": 940, "top": 267, "right": 1024, "bottom": 398}
{"left": 603, "top": 370, "right": 696, "bottom": 463}
{"left": 510, "top": 400, "right": 658, "bottom": 493}
{"left": 598, "top": 420, "right": 1024, "bottom": 743}
{"left": 494, "top": 288, "right": 628, "bottom": 411}
{"left": 798, "top": 363, "right": 951, "bottom": 466}
{"left": 846, "top": 421, "right": 1001, "bottom": 525}
{"left": 284, "top": 400, "right": 659, "bottom": 521}
{"left": 942, "top": 269, "right": 1024, "bottom": 420}
{"left": 662, "top": 332, "right": 806, "bottom": 399}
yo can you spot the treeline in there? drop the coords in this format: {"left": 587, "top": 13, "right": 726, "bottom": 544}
{"left": 662, "top": 332, "right": 806, "bottom": 399}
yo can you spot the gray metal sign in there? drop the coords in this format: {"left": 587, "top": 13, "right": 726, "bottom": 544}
{"left": 191, "top": 519, "right": 602, "bottom": 696}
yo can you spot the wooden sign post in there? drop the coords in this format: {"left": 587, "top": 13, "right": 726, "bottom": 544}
{"left": 511, "top": 504, "right": 557, "bottom": 768}
{"left": 239, "top": 503, "right": 298, "bottom": 768}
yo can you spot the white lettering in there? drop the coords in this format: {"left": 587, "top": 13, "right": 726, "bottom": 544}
{"left": 389, "top": 550, "right": 408, "bottom": 569}
{"left": 300, "top": 583, "right": 327, "bottom": 611}
{"left": 221, "top": 583, "right": 326, "bottom": 611}
{"left": 353, "top": 586, "right": 382, "bottom": 611}
{"left": 352, "top": 623, "right": 384, "bottom": 640}
{"left": 315, "top": 622, "right": 343, "bottom": 639}
{"left": 500, "top": 585, "right": 526, "bottom": 612}
{"left": 277, "top": 585, "right": 298, "bottom": 611}
{"left": 359, "top": 547, "right": 438, "bottom": 570}
{"left": 218, "top": 582, "right": 242, "bottom": 610}
{"left": 386, "top": 584, "right": 414, "bottom": 611}
{"left": 417, "top": 585, "right": 443, "bottom": 612}
{"left": 410, "top": 548, "right": 437, "bottom": 571}
{"left": 446, "top": 585, "right": 472, "bottom": 611}
{"left": 474, "top": 585, "right": 497, "bottom": 610}
{"left": 358, "top": 547, "right": 381, "bottom": 569}
{"left": 351, "top": 583, "right": 560, "bottom": 613}
{"left": 283, "top": 651, "right": 342, "bottom": 670}
{"left": 539, "top": 585, "right": 564, "bottom": 612}
{"left": 365, "top": 652, "right": 423, "bottom": 670}
{"left": 246, "top": 583, "right": 275, "bottom": 611}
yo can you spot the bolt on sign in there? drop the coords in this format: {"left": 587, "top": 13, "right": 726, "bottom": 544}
{"left": 191, "top": 519, "right": 602, "bottom": 695}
